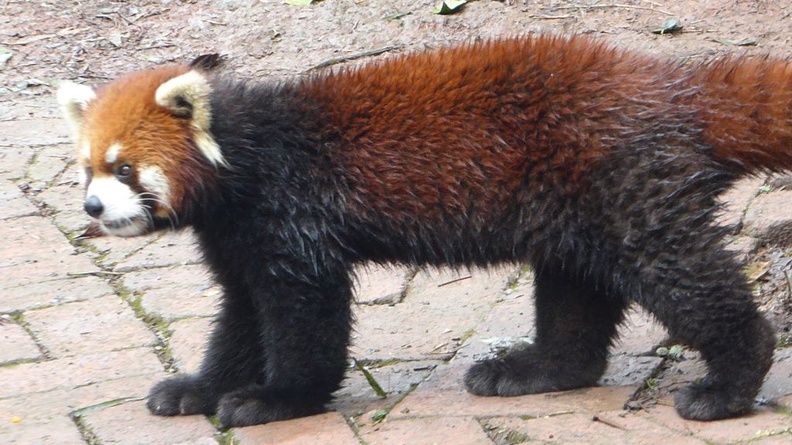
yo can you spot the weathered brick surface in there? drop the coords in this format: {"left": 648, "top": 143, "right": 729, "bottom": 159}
{"left": 232, "top": 412, "right": 359, "bottom": 445}
{"left": 744, "top": 189, "right": 792, "bottom": 247}
{"left": 121, "top": 264, "right": 220, "bottom": 321}
{"left": 0, "top": 320, "right": 41, "bottom": 365}
{"left": 23, "top": 295, "right": 158, "bottom": 358}
{"left": 359, "top": 416, "right": 493, "bottom": 445}
{"left": 167, "top": 316, "right": 212, "bottom": 374}
{"left": 0, "top": 349, "right": 161, "bottom": 398}
{"left": 79, "top": 401, "right": 218, "bottom": 445}
{"left": 351, "top": 267, "right": 516, "bottom": 361}
{"left": 637, "top": 405, "right": 792, "bottom": 444}
{"left": 484, "top": 411, "right": 707, "bottom": 444}
{"left": 0, "top": 179, "right": 39, "bottom": 219}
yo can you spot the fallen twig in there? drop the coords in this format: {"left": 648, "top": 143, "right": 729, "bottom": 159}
{"left": 307, "top": 45, "right": 402, "bottom": 71}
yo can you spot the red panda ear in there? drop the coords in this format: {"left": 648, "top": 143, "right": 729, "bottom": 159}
{"left": 155, "top": 70, "right": 226, "bottom": 167}
{"left": 57, "top": 81, "right": 96, "bottom": 136}
{"left": 189, "top": 53, "right": 226, "bottom": 71}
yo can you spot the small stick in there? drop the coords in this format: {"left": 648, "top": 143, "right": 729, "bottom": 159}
{"left": 307, "top": 45, "right": 402, "bottom": 71}
{"left": 592, "top": 415, "right": 627, "bottom": 430}
{"left": 555, "top": 4, "right": 673, "bottom": 16}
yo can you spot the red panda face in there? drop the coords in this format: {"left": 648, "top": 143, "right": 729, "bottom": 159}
{"left": 57, "top": 66, "right": 224, "bottom": 237}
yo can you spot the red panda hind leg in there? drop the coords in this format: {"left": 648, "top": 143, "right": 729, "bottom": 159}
{"left": 465, "top": 266, "right": 625, "bottom": 396}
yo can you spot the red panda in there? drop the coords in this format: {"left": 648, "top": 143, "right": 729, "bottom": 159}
{"left": 58, "top": 35, "right": 788, "bottom": 427}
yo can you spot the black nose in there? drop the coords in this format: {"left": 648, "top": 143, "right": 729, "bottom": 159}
{"left": 84, "top": 195, "right": 104, "bottom": 218}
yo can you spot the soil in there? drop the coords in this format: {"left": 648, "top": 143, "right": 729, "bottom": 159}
{"left": 1, "top": 0, "right": 790, "bottom": 339}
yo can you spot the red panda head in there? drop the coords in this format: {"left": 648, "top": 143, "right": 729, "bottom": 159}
{"left": 58, "top": 65, "right": 225, "bottom": 237}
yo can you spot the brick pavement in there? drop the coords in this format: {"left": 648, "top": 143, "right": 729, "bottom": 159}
{"left": 1, "top": 94, "right": 791, "bottom": 444}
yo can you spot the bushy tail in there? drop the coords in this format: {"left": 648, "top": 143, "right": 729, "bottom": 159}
{"left": 690, "top": 56, "right": 792, "bottom": 175}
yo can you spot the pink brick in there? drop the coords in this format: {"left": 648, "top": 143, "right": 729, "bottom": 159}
{"left": 81, "top": 400, "right": 218, "bottom": 445}
{"left": 232, "top": 412, "right": 358, "bottom": 445}
{"left": 485, "top": 411, "right": 705, "bottom": 444}
{"left": 0, "top": 320, "right": 41, "bottom": 365}
{"left": 638, "top": 404, "right": 792, "bottom": 443}
{"left": 0, "top": 348, "right": 162, "bottom": 398}
{"left": 359, "top": 416, "right": 493, "bottom": 445}
{"left": 24, "top": 295, "right": 157, "bottom": 358}
{"left": 391, "top": 363, "right": 636, "bottom": 419}
{"left": 122, "top": 265, "right": 221, "bottom": 321}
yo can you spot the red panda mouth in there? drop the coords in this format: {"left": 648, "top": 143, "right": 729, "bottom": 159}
{"left": 99, "top": 216, "right": 153, "bottom": 237}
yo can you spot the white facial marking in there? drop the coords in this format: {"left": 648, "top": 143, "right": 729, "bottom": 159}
{"left": 139, "top": 166, "right": 171, "bottom": 216}
{"left": 85, "top": 176, "right": 148, "bottom": 237}
{"left": 81, "top": 141, "right": 91, "bottom": 163}
{"left": 104, "top": 143, "right": 122, "bottom": 164}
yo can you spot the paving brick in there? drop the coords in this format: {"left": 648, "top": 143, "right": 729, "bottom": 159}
{"left": 638, "top": 404, "right": 792, "bottom": 444}
{"left": 751, "top": 431, "right": 792, "bottom": 444}
{"left": 612, "top": 307, "right": 667, "bottom": 356}
{"left": 114, "top": 231, "right": 203, "bottom": 272}
{"left": 0, "top": 119, "right": 70, "bottom": 147}
{"left": 1, "top": 415, "right": 85, "bottom": 445}
{"left": 351, "top": 267, "right": 516, "bottom": 361}
{"left": 0, "top": 179, "right": 39, "bottom": 220}
{"left": 122, "top": 264, "right": 220, "bottom": 321}
{"left": 759, "top": 347, "right": 792, "bottom": 402}
{"left": 744, "top": 189, "right": 792, "bottom": 247}
{"left": 90, "top": 234, "right": 159, "bottom": 268}
{"left": 456, "top": 270, "right": 535, "bottom": 364}
{"left": 0, "top": 216, "right": 99, "bottom": 292}
{"left": 718, "top": 177, "right": 764, "bottom": 229}
{"left": 80, "top": 400, "right": 218, "bottom": 445}
{"left": 390, "top": 362, "right": 636, "bottom": 419}
{"left": 25, "top": 146, "right": 71, "bottom": 191}
{"left": 0, "top": 320, "right": 41, "bottom": 365}
{"left": 359, "top": 416, "right": 493, "bottom": 445}
{"left": 232, "top": 412, "right": 358, "bottom": 445}
{"left": 36, "top": 181, "right": 92, "bottom": 235}
{"left": 332, "top": 359, "right": 440, "bottom": 420}
{"left": 600, "top": 355, "right": 662, "bottom": 387}
{"left": 353, "top": 264, "right": 412, "bottom": 304}
{"left": 0, "top": 275, "right": 112, "bottom": 313}
{"left": 0, "top": 348, "right": 162, "bottom": 398}
{"left": 168, "top": 317, "right": 212, "bottom": 374}
{"left": 483, "top": 411, "right": 705, "bottom": 444}
{"left": 0, "top": 374, "right": 165, "bottom": 444}
{"left": 0, "top": 144, "right": 35, "bottom": 180}
{"left": 24, "top": 295, "right": 158, "bottom": 358}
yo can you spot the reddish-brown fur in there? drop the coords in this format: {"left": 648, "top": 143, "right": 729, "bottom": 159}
{"left": 80, "top": 65, "right": 206, "bottom": 213}
{"left": 296, "top": 38, "right": 791, "bottom": 226}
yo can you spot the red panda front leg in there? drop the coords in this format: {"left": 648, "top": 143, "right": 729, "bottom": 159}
{"left": 147, "top": 286, "right": 265, "bottom": 417}
{"left": 465, "top": 265, "right": 625, "bottom": 396}
{"left": 213, "top": 271, "right": 354, "bottom": 427}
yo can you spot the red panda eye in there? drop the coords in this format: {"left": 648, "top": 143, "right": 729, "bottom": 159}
{"left": 115, "top": 164, "right": 133, "bottom": 182}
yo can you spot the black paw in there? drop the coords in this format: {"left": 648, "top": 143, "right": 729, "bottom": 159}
{"left": 464, "top": 347, "right": 605, "bottom": 397}
{"left": 147, "top": 376, "right": 218, "bottom": 417}
{"left": 674, "top": 382, "right": 752, "bottom": 421}
{"left": 217, "top": 386, "right": 326, "bottom": 427}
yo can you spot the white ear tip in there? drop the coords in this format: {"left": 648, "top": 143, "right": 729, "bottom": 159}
{"left": 57, "top": 81, "right": 96, "bottom": 108}
{"left": 155, "top": 70, "right": 209, "bottom": 108}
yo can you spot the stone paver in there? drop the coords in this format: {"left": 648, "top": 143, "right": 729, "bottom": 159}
{"left": 23, "top": 295, "right": 158, "bottom": 358}
{"left": 359, "top": 416, "right": 493, "bottom": 445}
{"left": 79, "top": 400, "right": 219, "bottom": 445}
{"left": 0, "top": 320, "right": 41, "bottom": 365}
{"left": 233, "top": 412, "right": 359, "bottom": 445}
{"left": 483, "top": 411, "right": 707, "bottom": 444}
